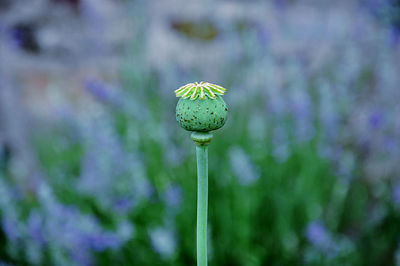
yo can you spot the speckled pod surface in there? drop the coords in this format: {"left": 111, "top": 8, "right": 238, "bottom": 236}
{"left": 176, "top": 95, "right": 228, "bottom": 132}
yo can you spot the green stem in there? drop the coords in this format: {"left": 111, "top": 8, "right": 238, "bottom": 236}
{"left": 191, "top": 132, "right": 212, "bottom": 266}
{"left": 196, "top": 145, "right": 208, "bottom": 266}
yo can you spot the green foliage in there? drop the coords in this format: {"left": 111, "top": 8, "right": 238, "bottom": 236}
{"left": 26, "top": 92, "right": 349, "bottom": 266}
{"left": 14, "top": 68, "right": 396, "bottom": 265}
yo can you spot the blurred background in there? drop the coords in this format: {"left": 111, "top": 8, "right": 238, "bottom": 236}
{"left": 0, "top": 0, "right": 400, "bottom": 265}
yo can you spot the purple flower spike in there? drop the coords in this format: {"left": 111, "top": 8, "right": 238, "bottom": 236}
{"left": 149, "top": 227, "right": 176, "bottom": 259}
{"left": 1, "top": 217, "right": 20, "bottom": 242}
{"left": 27, "top": 210, "right": 44, "bottom": 245}
{"left": 84, "top": 79, "right": 112, "bottom": 102}
{"left": 368, "top": 111, "right": 383, "bottom": 129}
{"left": 392, "top": 183, "right": 400, "bottom": 205}
{"left": 305, "top": 220, "right": 331, "bottom": 249}
{"left": 164, "top": 185, "right": 182, "bottom": 209}
{"left": 83, "top": 79, "right": 123, "bottom": 107}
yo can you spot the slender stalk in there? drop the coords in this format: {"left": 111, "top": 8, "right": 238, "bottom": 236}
{"left": 175, "top": 81, "right": 227, "bottom": 266}
{"left": 196, "top": 145, "right": 208, "bottom": 266}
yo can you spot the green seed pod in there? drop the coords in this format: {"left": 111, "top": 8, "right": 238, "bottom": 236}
{"left": 175, "top": 82, "right": 228, "bottom": 132}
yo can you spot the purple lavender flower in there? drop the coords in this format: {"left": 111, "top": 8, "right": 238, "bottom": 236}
{"left": 83, "top": 79, "right": 123, "bottom": 107}
{"left": 164, "top": 185, "right": 182, "bottom": 209}
{"left": 392, "top": 183, "right": 400, "bottom": 205}
{"left": 89, "top": 232, "right": 121, "bottom": 251}
{"left": 288, "top": 83, "right": 314, "bottom": 142}
{"left": 384, "top": 137, "right": 398, "bottom": 154}
{"left": 305, "top": 220, "right": 332, "bottom": 250}
{"left": 272, "top": 126, "right": 290, "bottom": 162}
{"left": 305, "top": 220, "right": 343, "bottom": 258}
{"left": 318, "top": 81, "right": 338, "bottom": 142}
{"left": 368, "top": 111, "right": 383, "bottom": 129}
{"left": 35, "top": 182, "right": 131, "bottom": 264}
{"left": 273, "top": 0, "right": 286, "bottom": 9}
{"left": 69, "top": 247, "right": 92, "bottom": 266}
{"left": 27, "top": 210, "right": 44, "bottom": 245}
{"left": 136, "top": 177, "right": 154, "bottom": 200}
{"left": 229, "top": 146, "right": 260, "bottom": 185}
{"left": 116, "top": 220, "right": 134, "bottom": 241}
{"left": 84, "top": 79, "right": 112, "bottom": 102}
{"left": 256, "top": 24, "right": 269, "bottom": 47}
{"left": 389, "top": 27, "right": 400, "bottom": 46}
{"left": 1, "top": 216, "right": 20, "bottom": 242}
{"left": 149, "top": 227, "right": 176, "bottom": 259}
{"left": 113, "top": 196, "right": 134, "bottom": 214}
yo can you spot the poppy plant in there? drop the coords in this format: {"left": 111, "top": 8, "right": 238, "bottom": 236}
{"left": 175, "top": 82, "right": 228, "bottom": 266}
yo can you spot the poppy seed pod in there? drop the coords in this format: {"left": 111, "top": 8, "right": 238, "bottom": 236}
{"left": 174, "top": 82, "right": 229, "bottom": 265}
{"left": 175, "top": 82, "right": 228, "bottom": 132}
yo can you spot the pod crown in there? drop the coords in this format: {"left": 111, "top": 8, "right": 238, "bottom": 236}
{"left": 174, "top": 81, "right": 226, "bottom": 100}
